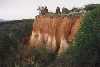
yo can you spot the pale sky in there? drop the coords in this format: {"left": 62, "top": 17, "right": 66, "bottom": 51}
{"left": 0, "top": 0, "right": 100, "bottom": 20}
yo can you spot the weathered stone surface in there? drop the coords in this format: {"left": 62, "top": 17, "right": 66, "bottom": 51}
{"left": 29, "top": 15, "right": 81, "bottom": 54}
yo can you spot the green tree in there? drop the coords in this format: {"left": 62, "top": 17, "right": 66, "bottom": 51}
{"left": 84, "top": 4, "right": 100, "bottom": 11}
{"left": 62, "top": 7, "right": 69, "bottom": 14}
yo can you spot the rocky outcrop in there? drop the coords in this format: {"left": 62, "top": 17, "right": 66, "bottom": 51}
{"left": 29, "top": 15, "right": 81, "bottom": 54}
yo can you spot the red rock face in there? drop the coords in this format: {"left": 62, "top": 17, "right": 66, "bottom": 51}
{"left": 29, "top": 15, "right": 81, "bottom": 54}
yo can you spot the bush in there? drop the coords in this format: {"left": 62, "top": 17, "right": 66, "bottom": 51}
{"left": 84, "top": 4, "right": 100, "bottom": 11}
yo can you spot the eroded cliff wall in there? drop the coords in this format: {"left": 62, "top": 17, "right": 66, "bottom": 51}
{"left": 29, "top": 15, "right": 81, "bottom": 54}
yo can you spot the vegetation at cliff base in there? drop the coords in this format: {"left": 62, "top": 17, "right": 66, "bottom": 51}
{"left": 0, "top": 19, "right": 56, "bottom": 67}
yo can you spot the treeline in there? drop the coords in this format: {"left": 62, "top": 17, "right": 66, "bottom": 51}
{"left": 39, "top": 4, "right": 100, "bottom": 16}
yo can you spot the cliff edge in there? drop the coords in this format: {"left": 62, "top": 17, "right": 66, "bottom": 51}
{"left": 29, "top": 15, "right": 81, "bottom": 54}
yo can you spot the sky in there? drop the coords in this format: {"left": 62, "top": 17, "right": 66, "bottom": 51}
{"left": 0, "top": 0, "right": 100, "bottom": 20}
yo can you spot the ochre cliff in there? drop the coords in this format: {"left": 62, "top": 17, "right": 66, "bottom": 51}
{"left": 29, "top": 15, "right": 81, "bottom": 54}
